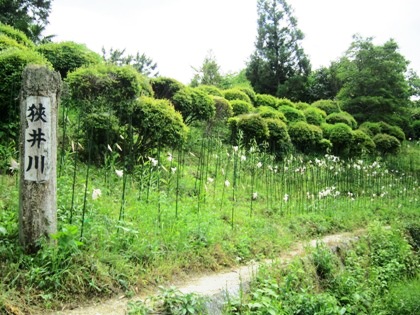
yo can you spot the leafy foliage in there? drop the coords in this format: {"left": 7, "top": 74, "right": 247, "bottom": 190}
{"left": 190, "top": 50, "right": 222, "bottom": 87}
{"left": 101, "top": 47, "right": 159, "bottom": 77}
{"left": 265, "top": 118, "right": 292, "bottom": 157}
{"left": 278, "top": 105, "right": 305, "bottom": 123}
{"left": 338, "top": 36, "right": 410, "bottom": 126}
{"left": 373, "top": 133, "right": 401, "bottom": 155}
{"left": 288, "top": 121, "right": 323, "bottom": 153}
{"left": 312, "top": 99, "right": 341, "bottom": 115}
{"left": 230, "top": 100, "right": 254, "bottom": 116}
{"left": 0, "top": 0, "right": 52, "bottom": 42}
{"left": 303, "top": 107, "right": 327, "bottom": 125}
{"left": 223, "top": 88, "right": 252, "bottom": 103}
{"left": 246, "top": 0, "right": 311, "bottom": 100}
{"left": 36, "top": 41, "right": 103, "bottom": 78}
{"left": 151, "top": 76, "right": 184, "bottom": 100}
{"left": 327, "top": 123, "right": 354, "bottom": 156}
{"left": 254, "top": 93, "right": 279, "bottom": 108}
{"left": 326, "top": 111, "right": 357, "bottom": 129}
{"left": 256, "top": 106, "right": 287, "bottom": 122}
{"left": 172, "top": 87, "right": 216, "bottom": 125}
{"left": 0, "top": 22, "right": 34, "bottom": 49}
{"left": 229, "top": 114, "right": 269, "bottom": 146}
{"left": 0, "top": 48, "right": 51, "bottom": 140}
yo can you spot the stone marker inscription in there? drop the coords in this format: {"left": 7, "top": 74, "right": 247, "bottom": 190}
{"left": 24, "top": 96, "right": 52, "bottom": 181}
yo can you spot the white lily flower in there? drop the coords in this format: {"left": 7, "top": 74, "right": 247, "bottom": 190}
{"left": 92, "top": 188, "right": 102, "bottom": 200}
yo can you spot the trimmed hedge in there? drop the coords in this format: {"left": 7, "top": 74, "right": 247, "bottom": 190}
{"left": 255, "top": 93, "right": 279, "bottom": 109}
{"left": 256, "top": 106, "right": 287, "bottom": 122}
{"left": 288, "top": 121, "right": 323, "bottom": 153}
{"left": 223, "top": 88, "right": 252, "bottom": 103}
{"left": 36, "top": 41, "right": 103, "bottom": 78}
{"left": 373, "top": 133, "right": 401, "bottom": 155}
{"left": 0, "top": 23, "right": 34, "bottom": 48}
{"left": 230, "top": 100, "right": 254, "bottom": 116}
{"left": 304, "top": 107, "right": 327, "bottom": 125}
{"left": 150, "top": 77, "right": 184, "bottom": 99}
{"left": 312, "top": 99, "right": 341, "bottom": 115}
{"left": 228, "top": 114, "right": 269, "bottom": 146}
{"left": 278, "top": 105, "right": 306, "bottom": 123}
{"left": 326, "top": 111, "right": 358, "bottom": 129}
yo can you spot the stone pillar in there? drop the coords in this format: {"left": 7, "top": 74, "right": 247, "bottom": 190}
{"left": 19, "top": 65, "right": 61, "bottom": 253}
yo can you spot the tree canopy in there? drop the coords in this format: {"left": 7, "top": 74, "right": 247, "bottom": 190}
{"left": 246, "top": 0, "right": 311, "bottom": 101}
{"left": 337, "top": 35, "right": 411, "bottom": 126}
{"left": 0, "top": 0, "right": 52, "bottom": 43}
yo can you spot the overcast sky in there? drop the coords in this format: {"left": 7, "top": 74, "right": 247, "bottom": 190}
{"left": 45, "top": 0, "right": 420, "bottom": 84}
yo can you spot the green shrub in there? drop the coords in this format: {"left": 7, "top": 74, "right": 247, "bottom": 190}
{"left": 150, "top": 77, "right": 184, "bottom": 99}
{"left": 255, "top": 93, "right": 279, "bottom": 109}
{"left": 320, "top": 123, "right": 334, "bottom": 139}
{"left": 223, "top": 88, "right": 252, "bottom": 103}
{"left": 318, "top": 138, "right": 333, "bottom": 153}
{"left": 288, "top": 121, "right": 323, "bottom": 153}
{"left": 383, "top": 278, "right": 420, "bottom": 315}
{"left": 196, "top": 84, "right": 223, "bottom": 97}
{"left": 359, "top": 121, "right": 382, "bottom": 137}
{"left": 378, "top": 121, "right": 405, "bottom": 142}
{"left": 276, "top": 98, "right": 295, "bottom": 108}
{"left": 230, "top": 100, "right": 254, "bottom": 116}
{"left": 237, "top": 86, "right": 257, "bottom": 104}
{"left": 211, "top": 96, "right": 233, "bottom": 121}
{"left": 350, "top": 129, "right": 376, "bottom": 156}
{"left": 326, "top": 111, "right": 357, "bottom": 129}
{"left": 312, "top": 99, "right": 341, "bottom": 115}
{"left": 265, "top": 118, "right": 292, "bottom": 158}
{"left": 0, "top": 34, "right": 27, "bottom": 51}
{"left": 304, "top": 107, "right": 327, "bottom": 125}
{"left": 328, "top": 123, "right": 354, "bottom": 156}
{"left": 278, "top": 105, "right": 306, "bottom": 123}
{"left": 228, "top": 114, "right": 269, "bottom": 146}
{"left": 295, "top": 101, "right": 310, "bottom": 110}
{"left": 411, "top": 120, "right": 420, "bottom": 139}
{"left": 172, "top": 87, "right": 215, "bottom": 125}
{"left": 0, "top": 49, "right": 51, "bottom": 140}
{"left": 0, "top": 23, "right": 34, "bottom": 48}
{"left": 256, "top": 106, "right": 287, "bottom": 122}
{"left": 66, "top": 64, "right": 151, "bottom": 113}
{"left": 373, "top": 133, "right": 401, "bottom": 155}
{"left": 81, "top": 112, "right": 120, "bottom": 164}
{"left": 131, "top": 96, "right": 189, "bottom": 156}
{"left": 36, "top": 41, "right": 103, "bottom": 78}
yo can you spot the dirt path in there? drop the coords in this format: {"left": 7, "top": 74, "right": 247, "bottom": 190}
{"left": 50, "top": 229, "right": 364, "bottom": 315}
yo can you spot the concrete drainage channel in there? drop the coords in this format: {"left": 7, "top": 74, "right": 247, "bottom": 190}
{"left": 52, "top": 230, "right": 362, "bottom": 315}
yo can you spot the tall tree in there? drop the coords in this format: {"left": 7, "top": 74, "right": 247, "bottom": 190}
{"left": 101, "top": 47, "right": 159, "bottom": 77}
{"left": 0, "top": 0, "right": 52, "bottom": 43}
{"left": 337, "top": 35, "right": 411, "bottom": 125}
{"left": 190, "top": 50, "right": 223, "bottom": 87}
{"left": 307, "top": 63, "right": 342, "bottom": 102}
{"left": 246, "top": 0, "right": 311, "bottom": 101}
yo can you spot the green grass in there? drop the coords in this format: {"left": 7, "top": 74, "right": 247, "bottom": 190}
{"left": 0, "top": 139, "right": 419, "bottom": 314}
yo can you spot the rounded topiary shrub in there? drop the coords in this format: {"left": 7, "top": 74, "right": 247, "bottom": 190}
{"left": 255, "top": 93, "right": 279, "bottom": 109}
{"left": 81, "top": 112, "right": 120, "bottom": 164}
{"left": 131, "top": 96, "right": 189, "bottom": 157}
{"left": 304, "top": 107, "right": 327, "bottom": 125}
{"left": 36, "top": 41, "right": 103, "bottom": 78}
{"left": 0, "top": 34, "right": 28, "bottom": 51}
{"left": 265, "top": 118, "right": 292, "bottom": 158}
{"left": 196, "top": 85, "right": 223, "bottom": 97}
{"left": 150, "top": 77, "right": 184, "bottom": 99}
{"left": 328, "top": 123, "right": 354, "bottom": 156}
{"left": 295, "top": 102, "right": 310, "bottom": 110}
{"left": 318, "top": 138, "right": 333, "bottom": 153}
{"left": 0, "top": 23, "right": 34, "bottom": 49}
{"left": 223, "top": 88, "right": 252, "bottom": 103}
{"left": 211, "top": 96, "right": 233, "bottom": 121}
{"left": 288, "top": 121, "right": 323, "bottom": 153}
{"left": 228, "top": 114, "right": 269, "bottom": 146}
{"left": 320, "top": 123, "right": 335, "bottom": 139}
{"left": 312, "top": 99, "right": 341, "bottom": 115}
{"left": 237, "top": 86, "right": 257, "bottom": 104}
{"left": 276, "top": 98, "right": 295, "bottom": 108}
{"left": 350, "top": 129, "right": 376, "bottom": 156}
{"left": 256, "top": 106, "right": 287, "bottom": 122}
{"left": 373, "top": 133, "right": 401, "bottom": 155}
{"left": 66, "top": 64, "right": 151, "bottom": 114}
{"left": 173, "top": 87, "right": 215, "bottom": 125}
{"left": 326, "top": 111, "right": 357, "bottom": 129}
{"left": 378, "top": 121, "right": 406, "bottom": 142}
{"left": 230, "top": 100, "right": 254, "bottom": 116}
{"left": 359, "top": 121, "right": 382, "bottom": 137}
{"left": 0, "top": 49, "right": 51, "bottom": 138}
{"left": 278, "top": 105, "right": 306, "bottom": 123}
